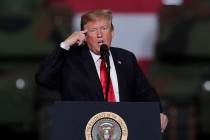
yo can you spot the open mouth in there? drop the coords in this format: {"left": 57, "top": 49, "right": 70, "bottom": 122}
{"left": 98, "top": 40, "right": 104, "bottom": 46}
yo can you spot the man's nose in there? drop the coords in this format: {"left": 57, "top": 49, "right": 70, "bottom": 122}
{"left": 97, "top": 29, "right": 102, "bottom": 38}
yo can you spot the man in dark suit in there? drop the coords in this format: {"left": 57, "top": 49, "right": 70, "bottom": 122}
{"left": 36, "top": 9, "right": 168, "bottom": 132}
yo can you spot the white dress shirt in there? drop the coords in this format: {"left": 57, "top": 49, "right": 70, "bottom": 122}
{"left": 90, "top": 51, "right": 120, "bottom": 102}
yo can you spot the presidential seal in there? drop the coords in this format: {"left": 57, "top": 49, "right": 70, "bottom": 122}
{"left": 85, "top": 112, "right": 128, "bottom": 140}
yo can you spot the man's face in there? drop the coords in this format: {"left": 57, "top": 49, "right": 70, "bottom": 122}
{"left": 84, "top": 18, "right": 113, "bottom": 55}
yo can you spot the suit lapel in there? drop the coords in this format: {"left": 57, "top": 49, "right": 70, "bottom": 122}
{"left": 110, "top": 48, "right": 127, "bottom": 101}
{"left": 81, "top": 46, "right": 104, "bottom": 101}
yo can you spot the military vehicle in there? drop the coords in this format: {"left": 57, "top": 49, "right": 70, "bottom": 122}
{"left": 148, "top": 1, "right": 210, "bottom": 140}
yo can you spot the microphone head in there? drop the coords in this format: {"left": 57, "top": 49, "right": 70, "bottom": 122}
{"left": 100, "top": 44, "right": 109, "bottom": 59}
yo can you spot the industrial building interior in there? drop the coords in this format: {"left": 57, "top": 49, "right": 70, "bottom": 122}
{"left": 0, "top": 0, "right": 210, "bottom": 140}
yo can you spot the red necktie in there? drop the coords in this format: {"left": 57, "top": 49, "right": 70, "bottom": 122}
{"left": 100, "top": 59, "right": 116, "bottom": 102}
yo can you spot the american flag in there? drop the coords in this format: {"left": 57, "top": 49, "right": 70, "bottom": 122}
{"left": 47, "top": 0, "right": 187, "bottom": 74}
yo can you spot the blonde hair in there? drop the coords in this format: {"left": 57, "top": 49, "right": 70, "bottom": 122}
{"left": 80, "top": 9, "right": 114, "bottom": 30}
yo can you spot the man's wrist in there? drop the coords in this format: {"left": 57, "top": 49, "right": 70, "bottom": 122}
{"left": 60, "top": 42, "right": 70, "bottom": 50}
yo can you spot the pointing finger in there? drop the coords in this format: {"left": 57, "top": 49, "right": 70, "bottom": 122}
{"left": 81, "top": 29, "right": 88, "bottom": 34}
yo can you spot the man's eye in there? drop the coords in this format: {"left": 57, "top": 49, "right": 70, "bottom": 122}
{"left": 89, "top": 29, "right": 97, "bottom": 32}
{"left": 102, "top": 27, "right": 108, "bottom": 31}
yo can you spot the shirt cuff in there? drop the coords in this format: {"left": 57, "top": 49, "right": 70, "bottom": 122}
{"left": 60, "top": 42, "right": 70, "bottom": 50}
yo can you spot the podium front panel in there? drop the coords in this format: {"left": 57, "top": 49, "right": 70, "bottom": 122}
{"left": 51, "top": 102, "right": 160, "bottom": 140}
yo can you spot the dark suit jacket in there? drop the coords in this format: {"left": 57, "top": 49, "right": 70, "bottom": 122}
{"left": 36, "top": 45, "right": 161, "bottom": 107}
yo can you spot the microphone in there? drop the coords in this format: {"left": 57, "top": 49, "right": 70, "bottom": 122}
{"left": 100, "top": 44, "right": 110, "bottom": 69}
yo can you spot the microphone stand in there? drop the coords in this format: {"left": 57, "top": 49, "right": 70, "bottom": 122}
{"left": 100, "top": 44, "right": 111, "bottom": 102}
{"left": 105, "top": 55, "right": 111, "bottom": 102}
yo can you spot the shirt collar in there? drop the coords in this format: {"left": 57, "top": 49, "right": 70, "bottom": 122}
{"left": 89, "top": 50, "right": 101, "bottom": 63}
{"left": 89, "top": 49, "right": 112, "bottom": 64}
